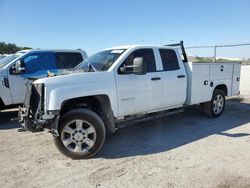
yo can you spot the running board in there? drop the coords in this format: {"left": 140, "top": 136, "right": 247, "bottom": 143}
{"left": 116, "top": 108, "right": 184, "bottom": 128}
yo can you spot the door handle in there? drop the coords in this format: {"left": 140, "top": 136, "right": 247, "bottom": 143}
{"left": 177, "top": 75, "right": 186, "bottom": 78}
{"left": 151, "top": 77, "right": 161, "bottom": 81}
{"left": 1, "top": 77, "right": 10, "bottom": 88}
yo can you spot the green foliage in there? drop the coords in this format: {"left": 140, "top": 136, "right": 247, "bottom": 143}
{"left": 194, "top": 57, "right": 214, "bottom": 63}
{"left": 241, "top": 59, "right": 250, "bottom": 65}
{"left": 0, "top": 42, "right": 31, "bottom": 54}
{"left": 189, "top": 56, "right": 250, "bottom": 64}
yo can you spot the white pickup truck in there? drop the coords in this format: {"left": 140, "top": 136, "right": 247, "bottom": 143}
{"left": 20, "top": 42, "right": 241, "bottom": 159}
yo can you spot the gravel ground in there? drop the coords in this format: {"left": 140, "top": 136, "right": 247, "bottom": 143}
{"left": 0, "top": 66, "right": 250, "bottom": 188}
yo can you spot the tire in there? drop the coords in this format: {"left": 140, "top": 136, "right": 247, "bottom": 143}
{"left": 54, "top": 109, "right": 106, "bottom": 159}
{"left": 0, "top": 99, "right": 4, "bottom": 112}
{"left": 201, "top": 89, "right": 225, "bottom": 118}
{"left": 0, "top": 105, "right": 3, "bottom": 112}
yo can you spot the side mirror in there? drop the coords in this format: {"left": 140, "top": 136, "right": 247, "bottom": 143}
{"left": 132, "top": 57, "right": 146, "bottom": 75}
{"left": 119, "top": 57, "right": 146, "bottom": 75}
{"left": 11, "top": 60, "right": 26, "bottom": 74}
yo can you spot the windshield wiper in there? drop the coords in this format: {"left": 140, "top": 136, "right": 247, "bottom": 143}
{"left": 88, "top": 63, "right": 98, "bottom": 72}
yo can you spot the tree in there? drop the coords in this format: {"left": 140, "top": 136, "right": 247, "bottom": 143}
{"left": 0, "top": 42, "right": 31, "bottom": 54}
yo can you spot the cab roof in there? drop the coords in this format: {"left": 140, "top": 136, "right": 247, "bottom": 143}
{"left": 18, "top": 49, "right": 86, "bottom": 54}
{"left": 105, "top": 45, "right": 177, "bottom": 51}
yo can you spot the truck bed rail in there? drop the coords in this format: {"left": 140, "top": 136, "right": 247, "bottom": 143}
{"left": 165, "top": 41, "right": 188, "bottom": 63}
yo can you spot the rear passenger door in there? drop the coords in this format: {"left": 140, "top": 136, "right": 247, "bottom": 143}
{"left": 116, "top": 48, "right": 162, "bottom": 117}
{"left": 159, "top": 49, "right": 187, "bottom": 108}
{"left": 55, "top": 52, "right": 83, "bottom": 69}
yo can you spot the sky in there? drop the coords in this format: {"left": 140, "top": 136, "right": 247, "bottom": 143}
{"left": 0, "top": 0, "right": 250, "bottom": 58}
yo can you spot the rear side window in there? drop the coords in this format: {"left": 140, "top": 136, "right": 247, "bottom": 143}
{"left": 55, "top": 52, "right": 83, "bottom": 69}
{"left": 121, "top": 49, "right": 156, "bottom": 73}
{"left": 159, "top": 49, "right": 180, "bottom": 71}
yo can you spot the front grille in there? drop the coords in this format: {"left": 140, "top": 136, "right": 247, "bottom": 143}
{"left": 24, "top": 81, "right": 33, "bottom": 108}
{"left": 20, "top": 83, "right": 45, "bottom": 131}
{"left": 29, "top": 84, "right": 45, "bottom": 117}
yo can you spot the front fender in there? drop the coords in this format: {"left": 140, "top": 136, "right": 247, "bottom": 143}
{"left": 46, "top": 83, "right": 118, "bottom": 117}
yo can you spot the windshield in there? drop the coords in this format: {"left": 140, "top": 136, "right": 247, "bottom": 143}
{"left": 0, "top": 54, "right": 20, "bottom": 68}
{"left": 75, "top": 49, "right": 126, "bottom": 72}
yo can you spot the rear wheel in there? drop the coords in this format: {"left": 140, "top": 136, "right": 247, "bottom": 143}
{"left": 54, "top": 109, "right": 106, "bottom": 159}
{"left": 201, "top": 89, "right": 225, "bottom": 117}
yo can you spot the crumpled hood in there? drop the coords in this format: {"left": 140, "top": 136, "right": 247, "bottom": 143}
{"left": 51, "top": 69, "right": 79, "bottom": 75}
{"left": 33, "top": 71, "right": 114, "bottom": 87}
{"left": 26, "top": 69, "right": 83, "bottom": 81}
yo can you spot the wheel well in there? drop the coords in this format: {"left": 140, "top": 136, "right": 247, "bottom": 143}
{"left": 60, "top": 95, "right": 115, "bottom": 132}
{"left": 214, "top": 84, "right": 228, "bottom": 96}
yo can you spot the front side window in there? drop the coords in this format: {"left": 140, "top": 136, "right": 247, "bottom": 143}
{"left": 55, "top": 52, "right": 83, "bottom": 69}
{"left": 159, "top": 49, "right": 180, "bottom": 71}
{"left": 22, "top": 52, "right": 54, "bottom": 74}
{"left": 75, "top": 49, "right": 125, "bottom": 72}
{"left": 119, "top": 49, "right": 156, "bottom": 74}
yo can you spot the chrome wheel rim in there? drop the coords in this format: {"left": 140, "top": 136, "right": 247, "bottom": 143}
{"left": 61, "top": 120, "right": 96, "bottom": 153}
{"left": 212, "top": 94, "right": 224, "bottom": 115}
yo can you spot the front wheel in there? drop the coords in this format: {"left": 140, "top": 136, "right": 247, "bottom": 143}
{"left": 54, "top": 109, "right": 106, "bottom": 159}
{"left": 201, "top": 89, "right": 225, "bottom": 117}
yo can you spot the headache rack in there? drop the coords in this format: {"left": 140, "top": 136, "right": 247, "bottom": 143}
{"left": 165, "top": 40, "right": 188, "bottom": 63}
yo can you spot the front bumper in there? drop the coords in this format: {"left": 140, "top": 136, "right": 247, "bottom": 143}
{"left": 19, "top": 107, "right": 60, "bottom": 135}
{"left": 19, "top": 82, "right": 60, "bottom": 135}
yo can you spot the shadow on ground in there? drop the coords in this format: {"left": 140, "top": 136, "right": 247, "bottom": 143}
{"left": 1, "top": 99, "right": 250, "bottom": 158}
{"left": 0, "top": 110, "right": 20, "bottom": 130}
{"left": 97, "top": 99, "right": 250, "bottom": 159}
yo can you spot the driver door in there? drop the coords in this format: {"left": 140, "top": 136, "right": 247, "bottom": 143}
{"left": 115, "top": 48, "right": 162, "bottom": 117}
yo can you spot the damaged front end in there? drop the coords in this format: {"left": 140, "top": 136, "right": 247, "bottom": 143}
{"left": 19, "top": 81, "right": 59, "bottom": 135}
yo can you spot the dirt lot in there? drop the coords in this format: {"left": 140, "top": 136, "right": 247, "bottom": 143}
{"left": 0, "top": 66, "right": 250, "bottom": 188}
